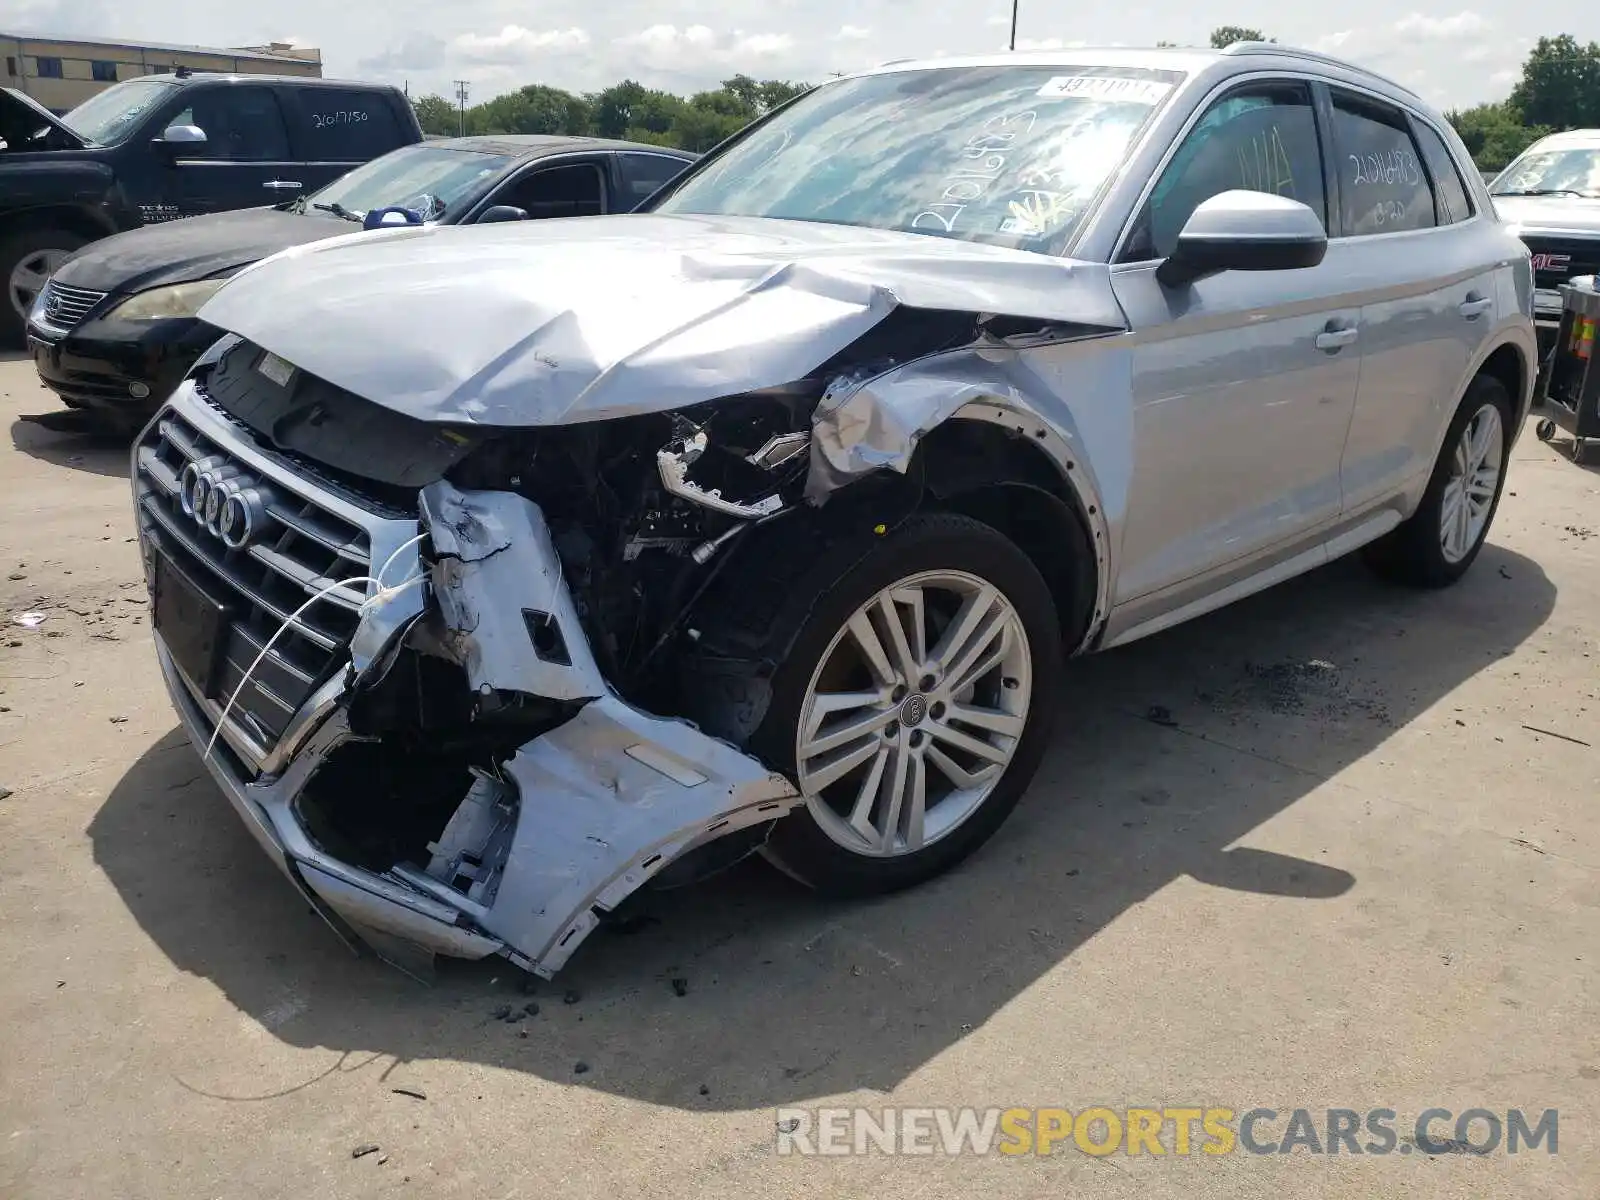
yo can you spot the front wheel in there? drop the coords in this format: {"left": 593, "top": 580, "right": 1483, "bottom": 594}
{"left": 1362, "top": 374, "right": 1512, "bottom": 588}
{"left": 727, "top": 513, "right": 1063, "bottom": 897}
{"left": 1, "top": 227, "right": 85, "bottom": 347}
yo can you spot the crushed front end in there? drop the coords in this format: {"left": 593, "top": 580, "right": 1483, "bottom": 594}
{"left": 130, "top": 337, "right": 805, "bottom": 978}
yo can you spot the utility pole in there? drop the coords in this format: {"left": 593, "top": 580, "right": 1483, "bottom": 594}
{"left": 453, "top": 79, "right": 470, "bottom": 136}
{"left": 1009, "top": 0, "right": 1019, "bottom": 50}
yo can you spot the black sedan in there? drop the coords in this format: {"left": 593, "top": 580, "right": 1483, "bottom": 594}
{"left": 24, "top": 135, "right": 696, "bottom": 432}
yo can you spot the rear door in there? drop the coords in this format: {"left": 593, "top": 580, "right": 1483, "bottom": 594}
{"left": 1325, "top": 88, "right": 1499, "bottom": 513}
{"left": 616, "top": 151, "right": 693, "bottom": 211}
{"left": 278, "top": 86, "right": 413, "bottom": 194}
{"left": 150, "top": 83, "right": 298, "bottom": 217}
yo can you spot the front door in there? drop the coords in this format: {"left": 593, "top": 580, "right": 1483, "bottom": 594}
{"left": 1109, "top": 79, "right": 1361, "bottom": 609}
{"left": 473, "top": 157, "right": 610, "bottom": 220}
{"left": 152, "top": 84, "right": 298, "bottom": 218}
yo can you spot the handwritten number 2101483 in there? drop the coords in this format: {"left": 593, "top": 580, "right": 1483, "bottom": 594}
{"left": 912, "top": 110, "right": 1038, "bottom": 234}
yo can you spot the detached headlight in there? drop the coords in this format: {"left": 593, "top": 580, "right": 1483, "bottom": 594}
{"left": 106, "top": 277, "right": 229, "bottom": 322}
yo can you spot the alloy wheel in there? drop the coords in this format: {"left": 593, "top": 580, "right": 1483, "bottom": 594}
{"left": 795, "top": 570, "right": 1032, "bottom": 857}
{"left": 7, "top": 248, "right": 69, "bottom": 320}
{"left": 1439, "top": 402, "right": 1503, "bottom": 565}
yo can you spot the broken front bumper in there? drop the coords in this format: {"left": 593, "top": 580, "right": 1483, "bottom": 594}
{"left": 134, "top": 381, "right": 799, "bottom": 978}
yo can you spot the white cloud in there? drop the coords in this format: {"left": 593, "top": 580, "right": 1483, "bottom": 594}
{"left": 1393, "top": 10, "right": 1490, "bottom": 39}
{"left": 1013, "top": 37, "right": 1089, "bottom": 51}
{"left": 985, "top": 14, "right": 1009, "bottom": 26}
{"left": 450, "top": 25, "right": 590, "bottom": 66}
{"left": 835, "top": 24, "right": 871, "bottom": 40}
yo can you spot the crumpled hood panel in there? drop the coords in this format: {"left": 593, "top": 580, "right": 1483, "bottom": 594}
{"left": 197, "top": 213, "right": 1127, "bottom": 426}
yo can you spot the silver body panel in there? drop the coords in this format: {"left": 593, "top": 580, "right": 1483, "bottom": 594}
{"left": 136, "top": 45, "right": 1539, "bottom": 976}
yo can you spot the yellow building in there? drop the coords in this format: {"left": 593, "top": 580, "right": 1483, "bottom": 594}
{"left": 1, "top": 33, "right": 322, "bottom": 114}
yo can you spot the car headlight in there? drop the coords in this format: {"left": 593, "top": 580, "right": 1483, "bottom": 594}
{"left": 105, "top": 278, "right": 230, "bottom": 322}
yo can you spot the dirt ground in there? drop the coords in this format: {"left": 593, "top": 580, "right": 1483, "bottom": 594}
{"left": 1, "top": 352, "right": 1597, "bottom": 1199}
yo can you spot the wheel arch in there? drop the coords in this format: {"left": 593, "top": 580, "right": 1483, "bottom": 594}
{"left": 915, "top": 410, "right": 1110, "bottom": 655}
{"left": 2, "top": 203, "right": 118, "bottom": 244}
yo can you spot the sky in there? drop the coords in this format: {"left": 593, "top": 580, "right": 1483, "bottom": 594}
{"left": 5, "top": 0, "right": 1594, "bottom": 113}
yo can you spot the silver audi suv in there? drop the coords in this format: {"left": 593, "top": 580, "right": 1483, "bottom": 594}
{"left": 131, "top": 43, "right": 1537, "bottom": 978}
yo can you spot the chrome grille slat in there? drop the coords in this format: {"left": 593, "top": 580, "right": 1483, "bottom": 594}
{"left": 39, "top": 280, "right": 108, "bottom": 331}
{"left": 134, "top": 408, "right": 378, "bottom": 758}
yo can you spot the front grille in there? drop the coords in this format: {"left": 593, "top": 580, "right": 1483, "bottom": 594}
{"left": 134, "top": 408, "right": 375, "bottom": 759}
{"left": 1522, "top": 235, "right": 1600, "bottom": 290}
{"left": 38, "top": 280, "right": 107, "bottom": 331}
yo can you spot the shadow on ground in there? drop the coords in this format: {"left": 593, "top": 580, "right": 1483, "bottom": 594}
{"left": 91, "top": 545, "right": 1555, "bottom": 1109}
{"left": 9, "top": 417, "right": 132, "bottom": 478}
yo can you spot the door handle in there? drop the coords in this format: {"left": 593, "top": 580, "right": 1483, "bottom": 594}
{"left": 1459, "top": 295, "right": 1493, "bottom": 320}
{"left": 262, "top": 180, "right": 303, "bottom": 190}
{"left": 1315, "top": 326, "right": 1359, "bottom": 352}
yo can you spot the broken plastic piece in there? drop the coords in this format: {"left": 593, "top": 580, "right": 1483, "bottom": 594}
{"left": 658, "top": 431, "right": 785, "bottom": 521}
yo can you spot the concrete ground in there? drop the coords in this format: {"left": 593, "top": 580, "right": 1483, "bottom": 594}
{"left": 0, "top": 353, "right": 1596, "bottom": 1199}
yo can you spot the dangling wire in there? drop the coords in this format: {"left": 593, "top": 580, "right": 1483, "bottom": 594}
{"left": 203, "top": 552, "right": 429, "bottom": 765}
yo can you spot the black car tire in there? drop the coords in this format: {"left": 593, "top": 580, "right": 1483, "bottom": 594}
{"left": 1, "top": 227, "right": 86, "bottom": 348}
{"left": 1361, "top": 374, "right": 1514, "bottom": 589}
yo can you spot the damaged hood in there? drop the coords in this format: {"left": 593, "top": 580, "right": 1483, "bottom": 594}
{"left": 1492, "top": 193, "right": 1600, "bottom": 236}
{"left": 0, "top": 87, "right": 88, "bottom": 151}
{"left": 197, "top": 213, "right": 1127, "bottom": 426}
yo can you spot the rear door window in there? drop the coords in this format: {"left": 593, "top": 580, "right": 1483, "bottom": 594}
{"left": 283, "top": 89, "right": 405, "bottom": 161}
{"left": 165, "top": 86, "right": 291, "bottom": 161}
{"left": 1328, "top": 91, "right": 1437, "bottom": 236}
{"left": 619, "top": 152, "right": 690, "bottom": 207}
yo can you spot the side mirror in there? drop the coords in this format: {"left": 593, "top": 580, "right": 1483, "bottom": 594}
{"left": 477, "top": 205, "right": 530, "bottom": 224}
{"left": 155, "top": 124, "right": 207, "bottom": 150}
{"left": 1155, "top": 190, "right": 1328, "bottom": 288}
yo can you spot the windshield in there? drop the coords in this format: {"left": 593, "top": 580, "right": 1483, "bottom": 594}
{"left": 652, "top": 65, "right": 1184, "bottom": 251}
{"left": 308, "top": 144, "right": 515, "bottom": 220}
{"left": 1491, "top": 145, "right": 1600, "bottom": 198}
{"left": 61, "top": 78, "right": 179, "bottom": 146}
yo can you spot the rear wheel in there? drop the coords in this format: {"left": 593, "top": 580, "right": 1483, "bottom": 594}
{"left": 1, "top": 227, "right": 85, "bottom": 347}
{"left": 697, "top": 513, "right": 1063, "bottom": 897}
{"left": 1362, "top": 374, "right": 1512, "bottom": 588}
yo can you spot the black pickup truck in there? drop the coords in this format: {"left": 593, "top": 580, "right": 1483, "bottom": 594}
{"left": 1, "top": 73, "right": 421, "bottom": 345}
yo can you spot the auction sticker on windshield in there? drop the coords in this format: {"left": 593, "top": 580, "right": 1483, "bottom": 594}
{"left": 257, "top": 351, "right": 295, "bottom": 388}
{"left": 1035, "top": 76, "right": 1173, "bottom": 104}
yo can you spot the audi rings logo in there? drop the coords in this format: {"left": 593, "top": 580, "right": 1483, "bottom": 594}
{"left": 178, "top": 456, "right": 276, "bottom": 550}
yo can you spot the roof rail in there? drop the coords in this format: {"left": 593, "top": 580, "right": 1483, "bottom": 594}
{"left": 1219, "top": 41, "right": 1423, "bottom": 100}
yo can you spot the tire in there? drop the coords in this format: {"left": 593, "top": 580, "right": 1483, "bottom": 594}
{"left": 687, "top": 512, "right": 1063, "bottom": 898}
{"left": 1536, "top": 418, "right": 1557, "bottom": 443}
{"left": 1, "top": 227, "right": 86, "bottom": 348}
{"left": 1362, "top": 374, "right": 1513, "bottom": 589}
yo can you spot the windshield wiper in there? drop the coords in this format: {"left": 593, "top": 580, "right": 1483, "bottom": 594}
{"left": 1494, "top": 188, "right": 1584, "bottom": 198}
{"left": 311, "top": 201, "right": 364, "bottom": 223}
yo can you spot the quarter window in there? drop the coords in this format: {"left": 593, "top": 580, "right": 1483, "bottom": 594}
{"left": 1329, "top": 92, "right": 1436, "bottom": 235}
{"left": 1125, "top": 81, "right": 1327, "bottom": 262}
{"left": 1412, "top": 120, "right": 1474, "bottom": 224}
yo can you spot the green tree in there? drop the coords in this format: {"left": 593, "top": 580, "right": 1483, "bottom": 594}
{"left": 1448, "top": 102, "right": 1550, "bottom": 171}
{"left": 1510, "top": 34, "right": 1600, "bottom": 129}
{"left": 412, "top": 94, "right": 458, "bottom": 137}
{"left": 468, "top": 85, "right": 591, "bottom": 136}
{"left": 1209, "top": 26, "right": 1270, "bottom": 48}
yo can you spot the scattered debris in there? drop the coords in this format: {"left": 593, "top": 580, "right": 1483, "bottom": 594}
{"left": 391, "top": 1087, "right": 427, "bottom": 1101}
{"left": 523, "top": 1000, "right": 540, "bottom": 1016}
{"left": 377, "top": 1155, "right": 390, "bottom": 1166}
{"left": 777, "top": 1118, "right": 801, "bottom": 1135}
{"left": 699, "top": 1084, "right": 710, "bottom": 1096}
{"left": 490, "top": 1004, "right": 512, "bottom": 1021}
{"left": 1522, "top": 725, "right": 1591, "bottom": 748}
{"left": 12, "top": 612, "right": 46, "bottom": 628}
{"left": 109, "top": 716, "right": 127, "bottom": 725}
{"left": 1145, "top": 705, "right": 1178, "bottom": 728}
{"left": 0, "top": 787, "right": 11, "bottom": 801}
{"left": 563, "top": 989, "right": 581, "bottom": 1005}
{"left": 573, "top": 1061, "right": 590, "bottom": 1075}
{"left": 5, "top": 640, "right": 19, "bottom": 648}
{"left": 351, "top": 1144, "right": 381, "bottom": 1159}
{"left": 6, "top": 573, "right": 23, "bottom": 581}
{"left": 55, "top": 980, "right": 64, "bottom": 988}
{"left": 670, "top": 977, "right": 689, "bottom": 997}
{"left": 1510, "top": 838, "right": 1547, "bottom": 855}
